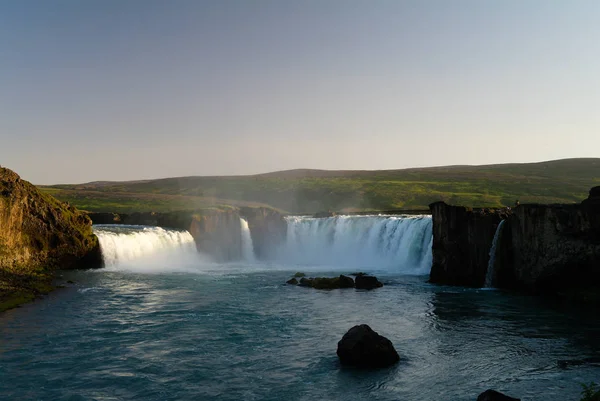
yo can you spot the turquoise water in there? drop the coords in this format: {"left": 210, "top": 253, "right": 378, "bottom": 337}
{"left": 1, "top": 265, "right": 599, "bottom": 401}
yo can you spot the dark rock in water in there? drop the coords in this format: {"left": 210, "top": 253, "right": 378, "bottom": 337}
{"left": 293, "top": 272, "right": 306, "bottom": 278}
{"left": 337, "top": 324, "right": 399, "bottom": 368}
{"left": 286, "top": 278, "right": 298, "bottom": 285}
{"left": 355, "top": 275, "right": 383, "bottom": 290}
{"left": 349, "top": 272, "right": 367, "bottom": 277}
{"left": 476, "top": 389, "right": 520, "bottom": 401}
{"left": 298, "top": 277, "right": 313, "bottom": 287}
{"left": 311, "top": 275, "right": 355, "bottom": 289}
{"left": 338, "top": 275, "right": 355, "bottom": 288}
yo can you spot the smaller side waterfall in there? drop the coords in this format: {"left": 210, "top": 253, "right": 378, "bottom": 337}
{"left": 240, "top": 218, "right": 256, "bottom": 262}
{"left": 484, "top": 220, "right": 506, "bottom": 288}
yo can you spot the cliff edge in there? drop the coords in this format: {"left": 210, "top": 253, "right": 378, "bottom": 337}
{"left": 429, "top": 186, "right": 600, "bottom": 300}
{"left": 0, "top": 167, "right": 102, "bottom": 311}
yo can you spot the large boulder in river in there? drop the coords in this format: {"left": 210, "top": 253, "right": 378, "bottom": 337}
{"left": 311, "top": 275, "right": 355, "bottom": 289}
{"left": 354, "top": 274, "right": 383, "bottom": 290}
{"left": 476, "top": 390, "right": 520, "bottom": 401}
{"left": 337, "top": 324, "right": 399, "bottom": 368}
{"left": 288, "top": 275, "right": 355, "bottom": 289}
{"left": 0, "top": 167, "right": 102, "bottom": 307}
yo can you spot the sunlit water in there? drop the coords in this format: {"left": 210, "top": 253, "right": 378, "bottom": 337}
{"left": 1, "top": 224, "right": 599, "bottom": 401}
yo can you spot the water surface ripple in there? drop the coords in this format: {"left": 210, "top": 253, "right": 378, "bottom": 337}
{"left": 1, "top": 268, "right": 599, "bottom": 401}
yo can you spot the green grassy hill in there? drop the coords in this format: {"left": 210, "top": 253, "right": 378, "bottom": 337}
{"left": 40, "top": 158, "right": 600, "bottom": 214}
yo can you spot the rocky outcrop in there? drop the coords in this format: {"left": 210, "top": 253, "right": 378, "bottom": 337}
{"left": 311, "top": 275, "right": 355, "bottom": 289}
{"left": 1, "top": 167, "right": 102, "bottom": 309}
{"left": 239, "top": 207, "right": 287, "bottom": 259}
{"left": 430, "top": 187, "right": 600, "bottom": 298}
{"left": 429, "top": 202, "right": 510, "bottom": 287}
{"left": 189, "top": 209, "right": 242, "bottom": 262}
{"left": 476, "top": 390, "right": 520, "bottom": 401}
{"left": 337, "top": 324, "right": 400, "bottom": 368}
{"left": 354, "top": 274, "right": 383, "bottom": 290}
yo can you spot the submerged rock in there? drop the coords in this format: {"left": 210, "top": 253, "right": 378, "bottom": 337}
{"left": 476, "top": 389, "right": 520, "bottom": 401}
{"left": 337, "top": 324, "right": 399, "bottom": 368}
{"left": 354, "top": 275, "right": 383, "bottom": 290}
{"left": 286, "top": 278, "right": 298, "bottom": 285}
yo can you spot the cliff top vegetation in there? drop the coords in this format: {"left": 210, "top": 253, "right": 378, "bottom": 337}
{"left": 39, "top": 158, "right": 599, "bottom": 214}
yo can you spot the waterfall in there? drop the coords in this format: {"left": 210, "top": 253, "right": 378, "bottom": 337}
{"left": 240, "top": 218, "right": 256, "bottom": 262}
{"left": 484, "top": 220, "right": 506, "bottom": 288}
{"left": 276, "top": 215, "right": 433, "bottom": 274}
{"left": 93, "top": 225, "right": 199, "bottom": 269}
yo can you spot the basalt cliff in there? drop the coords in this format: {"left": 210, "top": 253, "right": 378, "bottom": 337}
{"left": 430, "top": 187, "right": 600, "bottom": 299}
{"left": 0, "top": 167, "right": 102, "bottom": 310}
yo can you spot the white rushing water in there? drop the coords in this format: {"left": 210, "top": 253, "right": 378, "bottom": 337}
{"left": 240, "top": 217, "right": 256, "bottom": 262}
{"left": 484, "top": 220, "right": 506, "bottom": 288}
{"left": 276, "top": 215, "right": 433, "bottom": 274}
{"left": 93, "top": 225, "right": 200, "bottom": 271}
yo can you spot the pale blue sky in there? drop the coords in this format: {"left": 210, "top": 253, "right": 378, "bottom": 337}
{"left": 1, "top": 0, "right": 599, "bottom": 184}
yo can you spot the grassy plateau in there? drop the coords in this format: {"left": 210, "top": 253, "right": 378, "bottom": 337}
{"left": 39, "top": 158, "right": 600, "bottom": 214}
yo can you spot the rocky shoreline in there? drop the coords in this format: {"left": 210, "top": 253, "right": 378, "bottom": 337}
{"left": 0, "top": 167, "right": 103, "bottom": 312}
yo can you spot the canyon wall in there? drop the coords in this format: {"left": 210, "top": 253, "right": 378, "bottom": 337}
{"left": 429, "top": 202, "right": 509, "bottom": 287}
{"left": 430, "top": 187, "right": 600, "bottom": 298}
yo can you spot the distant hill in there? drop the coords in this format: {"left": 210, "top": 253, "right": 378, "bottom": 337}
{"left": 40, "top": 158, "right": 600, "bottom": 214}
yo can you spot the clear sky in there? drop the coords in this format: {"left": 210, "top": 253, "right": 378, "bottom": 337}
{"left": 1, "top": 0, "right": 599, "bottom": 184}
